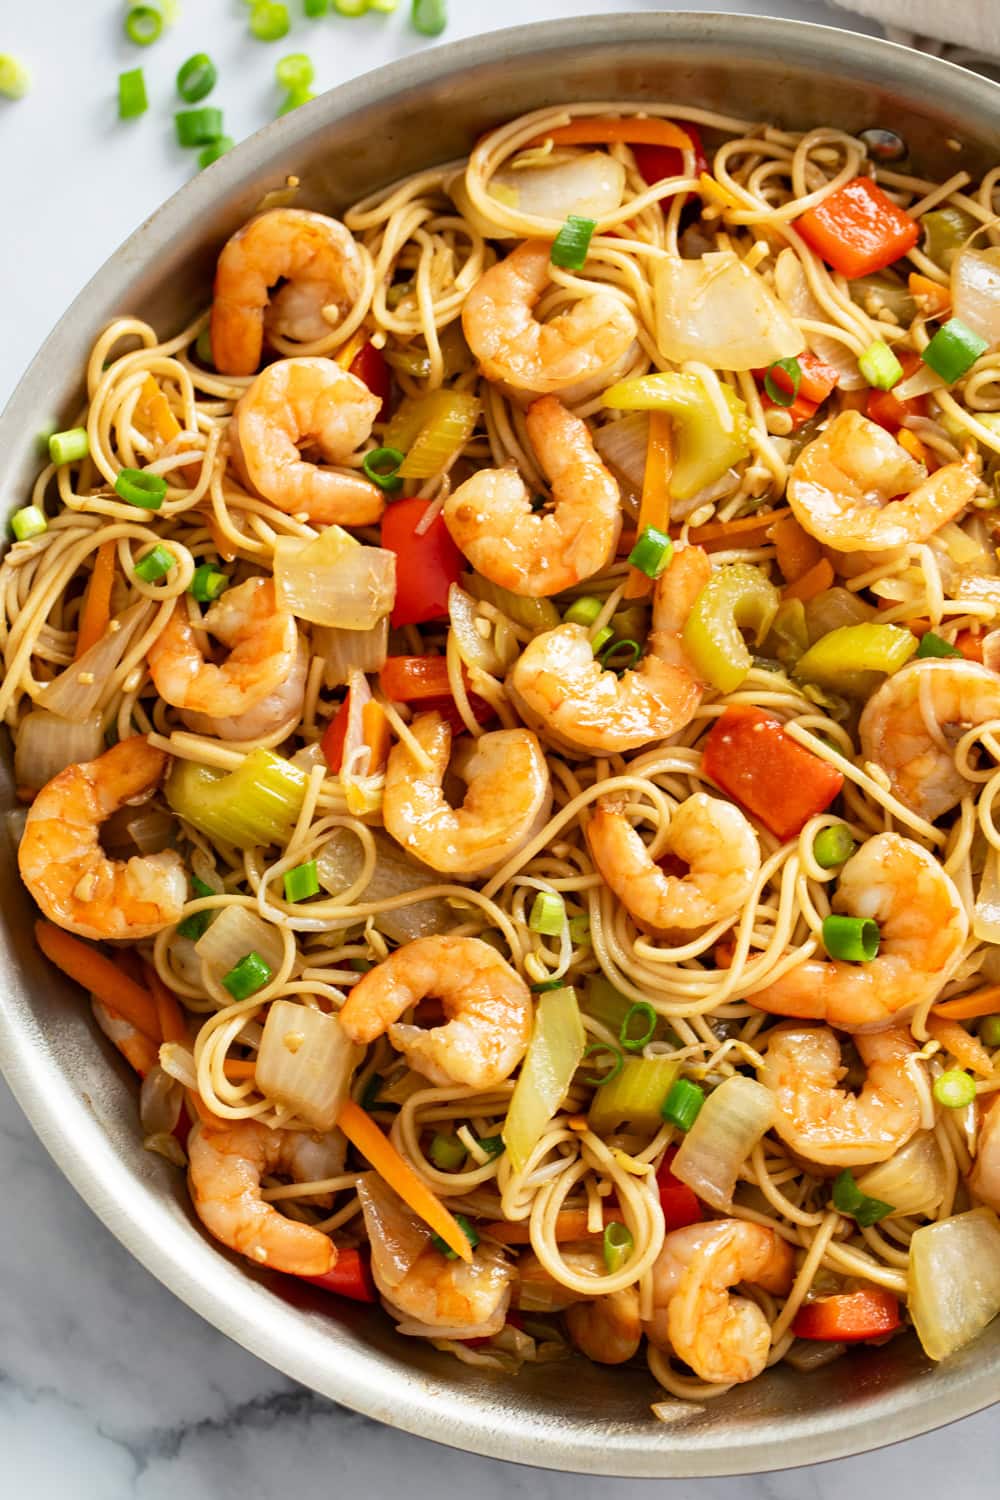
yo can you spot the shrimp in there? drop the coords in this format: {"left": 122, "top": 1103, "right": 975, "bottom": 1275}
{"left": 339, "top": 935, "right": 532, "bottom": 1090}
{"left": 211, "top": 208, "right": 368, "bottom": 376}
{"left": 181, "top": 639, "right": 309, "bottom": 742}
{"left": 750, "top": 833, "right": 968, "bottom": 1030}
{"left": 969, "top": 1099, "right": 1000, "bottom": 1210}
{"left": 787, "top": 410, "right": 977, "bottom": 551}
{"left": 644, "top": 1220, "right": 794, "bottom": 1385}
{"left": 859, "top": 658, "right": 1000, "bottom": 821}
{"left": 18, "top": 737, "right": 185, "bottom": 940}
{"left": 147, "top": 576, "right": 301, "bottom": 721}
{"left": 565, "top": 1287, "right": 642, "bottom": 1365}
{"left": 462, "top": 239, "right": 638, "bottom": 395}
{"left": 383, "top": 713, "right": 552, "bottom": 878}
{"left": 187, "top": 1119, "right": 336, "bottom": 1276}
{"left": 443, "top": 395, "right": 621, "bottom": 597}
{"left": 506, "top": 544, "right": 710, "bottom": 754}
{"left": 230, "top": 357, "right": 384, "bottom": 526}
{"left": 759, "top": 1023, "right": 922, "bottom": 1167}
{"left": 587, "top": 790, "right": 760, "bottom": 935}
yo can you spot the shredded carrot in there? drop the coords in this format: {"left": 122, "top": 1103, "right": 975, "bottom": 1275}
{"left": 334, "top": 328, "right": 369, "bottom": 370}
{"left": 908, "top": 271, "right": 951, "bottom": 318}
{"left": 625, "top": 411, "right": 672, "bottom": 600}
{"left": 134, "top": 374, "right": 181, "bottom": 445}
{"left": 768, "top": 512, "right": 822, "bottom": 585}
{"left": 698, "top": 172, "right": 742, "bottom": 210}
{"left": 926, "top": 1015, "right": 995, "bottom": 1079}
{"left": 338, "top": 1099, "right": 473, "bottom": 1260}
{"left": 527, "top": 116, "right": 692, "bottom": 152}
{"left": 482, "top": 1209, "right": 605, "bottom": 1245}
{"left": 361, "top": 699, "right": 392, "bottom": 774}
{"left": 223, "top": 1058, "right": 258, "bottom": 1080}
{"left": 679, "top": 509, "right": 786, "bottom": 553}
{"left": 75, "top": 540, "right": 117, "bottom": 660}
{"left": 143, "top": 962, "right": 189, "bottom": 1045}
{"left": 781, "top": 557, "right": 835, "bottom": 602}
{"left": 897, "top": 427, "right": 928, "bottom": 465}
{"left": 36, "top": 921, "right": 160, "bottom": 1041}
{"left": 954, "top": 628, "right": 985, "bottom": 663}
{"left": 932, "top": 985, "right": 1000, "bottom": 1021}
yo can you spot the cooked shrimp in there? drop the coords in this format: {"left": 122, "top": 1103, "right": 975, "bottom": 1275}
{"left": 231, "top": 357, "right": 383, "bottom": 525}
{"left": 181, "top": 639, "right": 309, "bottom": 742}
{"left": 187, "top": 1119, "right": 336, "bottom": 1275}
{"left": 18, "top": 737, "right": 185, "bottom": 940}
{"left": 462, "top": 239, "right": 638, "bottom": 395}
{"left": 92, "top": 997, "right": 159, "bottom": 1077}
{"left": 760, "top": 1023, "right": 921, "bottom": 1167}
{"left": 443, "top": 395, "right": 621, "bottom": 596}
{"left": 338, "top": 935, "right": 532, "bottom": 1089}
{"left": 382, "top": 713, "right": 551, "bottom": 878}
{"left": 587, "top": 790, "right": 760, "bottom": 934}
{"left": 969, "top": 1099, "right": 1000, "bottom": 1210}
{"left": 383, "top": 1242, "right": 513, "bottom": 1335}
{"left": 750, "top": 833, "right": 968, "bottom": 1030}
{"left": 148, "top": 576, "right": 300, "bottom": 720}
{"left": 211, "top": 208, "right": 368, "bottom": 376}
{"left": 565, "top": 1287, "right": 642, "bottom": 1365}
{"left": 859, "top": 658, "right": 1000, "bottom": 821}
{"left": 644, "top": 1220, "right": 794, "bottom": 1385}
{"left": 787, "top": 410, "right": 977, "bottom": 551}
{"left": 507, "top": 544, "right": 710, "bottom": 753}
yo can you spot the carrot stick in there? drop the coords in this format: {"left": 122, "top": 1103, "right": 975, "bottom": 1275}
{"left": 338, "top": 1098, "right": 473, "bottom": 1261}
{"left": 36, "top": 921, "right": 160, "bottom": 1041}
{"left": 134, "top": 374, "right": 181, "bottom": 445}
{"left": 781, "top": 556, "right": 834, "bottom": 602}
{"left": 528, "top": 116, "right": 693, "bottom": 152}
{"left": 908, "top": 272, "right": 951, "bottom": 318}
{"left": 933, "top": 985, "right": 1000, "bottom": 1021}
{"left": 143, "top": 962, "right": 189, "bottom": 1045}
{"left": 92, "top": 997, "right": 160, "bottom": 1077}
{"left": 223, "top": 1058, "right": 258, "bottom": 1080}
{"left": 361, "top": 699, "right": 391, "bottom": 774}
{"left": 897, "top": 428, "right": 928, "bottom": 466}
{"left": 482, "top": 1210, "right": 603, "bottom": 1245}
{"left": 75, "top": 540, "right": 117, "bottom": 660}
{"left": 186, "top": 1088, "right": 218, "bottom": 1129}
{"left": 624, "top": 412, "right": 672, "bottom": 600}
{"left": 768, "top": 512, "right": 822, "bottom": 585}
{"left": 678, "top": 509, "right": 787, "bottom": 553}
{"left": 926, "top": 1015, "right": 995, "bottom": 1079}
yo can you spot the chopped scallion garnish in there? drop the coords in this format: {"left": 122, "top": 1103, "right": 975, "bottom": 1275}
{"left": 812, "top": 824, "right": 857, "bottom": 869}
{"left": 198, "top": 137, "right": 235, "bottom": 169}
{"left": 661, "top": 1077, "right": 705, "bottom": 1131}
{"left": 627, "top": 525, "right": 673, "bottom": 580}
{"left": 124, "top": 6, "right": 164, "bottom": 46}
{"left": 333, "top": 0, "right": 370, "bottom": 13}
{"left": 48, "top": 428, "right": 89, "bottom": 466}
{"left": 118, "top": 67, "right": 149, "bottom": 119}
{"left": 550, "top": 214, "right": 597, "bottom": 271}
{"left": 190, "top": 563, "right": 229, "bottom": 602}
{"left": 222, "top": 950, "right": 273, "bottom": 1000}
{"left": 249, "top": 1, "right": 292, "bottom": 40}
{"left": 275, "top": 53, "right": 315, "bottom": 91}
{"left": 915, "top": 631, "right": 962, "bottom": 659}
{"left": 176, "top": 53, "right": 218, "bottom": 104}
{"left": 431, "top": 1212, "right": 478, "bottom": 1259}
{"left": 832, "top": 1168, "right": 894, "bottom": 1227}
{"left": 362, "top": 446, "right": 405, "bottom": 492}
{"left": 283, "top": 859, "right": 320, "bottom": 903}
{"left": 619, "top": 1001, "right": 657, "bottom": 1053}
{"left": 10, "top": 506, "right": 48, "bottom": 542}
{"left": 602, "top": 1220, "right": 634, "bottom": 1273}
{"left": 175, "top": 106, "right": 225, "bottom": 147}
{"left": 858, "top": 339, "right": 903, "bottom": 391}
{"left": 933, "top": 1069, "right": 977, "bottom": 1110}
{"left": 0, "top": 54, "right": 32, "bottom": 100}
{"left": 567, "top": 914, "right": 591, "bottom": 946}
{"left": 590, "top": 625, "right": 614, "bottom": 657}
{"left": 428, "top": 1132, "right": 466, "bottom": 1170}
{"left": 821, "top": 913, "right": 879, "bottom": 963}
{"left": 528, "top": 890, "right": 565, "bottom": 936}
{"left": 921, "top": 318, "right": 988, "bottom": 384}
{"left": 563, "top": 595, "right": 603, "bottom": 627}
{"left": 979, "top": 1015, "right": 1000, "bottom": 1049}
{"left": 115, "top": 467, "right": 168, "bottom": 510}
{"left": 581, "top": 1041, "right": 624, "bottom": 1088}
{"left": 599, "top": 636, "right": 642, "bottom": 674}
{"left": 411, "top": 0, "right": 447, "bottom": 36}
{"left": 763, "top": 357, "right": 801, "bottom": 408}
{"left": 133, "top": 543, "right": 175, "bottom": 583}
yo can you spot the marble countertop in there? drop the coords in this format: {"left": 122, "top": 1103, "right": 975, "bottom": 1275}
{"left": 3, "top": 2, "right": 999, "bottom": 1495}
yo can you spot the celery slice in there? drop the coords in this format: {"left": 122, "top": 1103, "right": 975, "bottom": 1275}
{"left": 503, "top": 987, "right": 585, "bottom": 1172}
{"left": 587, "top": 1055, "right": 679, "bottom": 1134}
{"left": 166, "top": 749, "right": 306, "bottom": 849}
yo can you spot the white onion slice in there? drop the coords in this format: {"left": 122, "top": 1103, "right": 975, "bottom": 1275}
{"left": 671, "top": 1075, "right": 775, "bottom": 1210}
{"left": 908, "top": 1208, "right": 1000, "bottom": 1360}
{"left": 855, "top": 1132, "right": 947, "bottom": 1219}
{"left": 594, "top": 411, "right": 649, "bottom": 491}
{"left": 274, "top": 525, "right": 395, "bottom": 629}
{"left": 657, "top": 251, "right": 804, "bottom": 371}
{"left": 356, "top": 1173, "right": 431, "bottom": 1290}
{"left": 140, "top": 1063, "right": 184, "bottom": 1137}
{"left": 255, "top": 1000, "right": 361, "bottom": 1131}
{"left": 774, "top": 249, "right": 867, "bottom": 390}
{"left": 14, "top": 709, "right": 104, "bottom": 790}
{"left": 447, "top": 151, "right": 625, "bottom": 239}
{"left": 952, "top": 246, "right": 1000, "bottom": 349}
{"left": 37, "top": 600, "right": 152, "bottom": 721}
{"left": 194, "top": 903, "right": 285, "bottom": 980}
{"left": 316, "top": 827, "right": 452, "bottom": 943}
{"left": 313, "top": 615, "right": 388, "bottom": 689}
{"left": 449, "top": 583, "right": 516, "bottom": 677}
{"left": 973, "top": 847, "right": 1000, "bottom": 944}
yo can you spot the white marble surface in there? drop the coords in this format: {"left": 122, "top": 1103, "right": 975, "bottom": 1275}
{"left": 2, "top": 2, "right": 1000, "bottom": 1496}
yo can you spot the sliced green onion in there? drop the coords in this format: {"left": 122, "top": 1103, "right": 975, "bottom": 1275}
{"left": 177, "top": 53, "right": 217, "bottom": 103}
{"left": 195, "top": 326, "right": 214, "bottom": 367}
{"left": 429, "top": 1132, "right": 466, "bottom": 1170}
{"left": 275, "top": 53, "right": 314, "bottom": 90}
{"left": 619, "top": 1001, "right": 657, "bottom": 1052}
{"left": 528, "top": 890, "right": 565, "bottom": 936}
{"left": 277, "top": 87, "right": 314, "bottom": 116}
{"left": 370, "top": 0, "right": 399, "bottom": 9}
{"left": 333, "top": 0, "right": 369, "bottom": 13}
{"left": 134, "top": 543, "right": 175, "bottom": 584}
{"left": 304, "top": 0, "right": 329, "bottom": 13}
{"left": 125, "top": 6, "right": 164, "bottom": 45}
{"left": 567, "top": 914, "right": 591, "bottom": 946}
{"left": 590, "top": 625, "right": 614, "bottom": 656}
{"left": 600, "top": 636, "right": 642, "bottom": 674}
{"left": 531, "top": 978, "right": 566, "bottom": 993}
{"left": 115, "top": 468, "right": 168, "bottom": 510}
{"left": 832, "top": 1168, "right": 894, "bottom": 1227}
{"left": 602, "top": 1220, "right": 634, "bottom": 1273}
{"left": 48, "top": 428, "right": 89, "bottom": 466}
{"left": 431, "top": 1212, "right": 478, "bottom": 1259}
{"left": 0, "top": 55, "right": 32, "bottom": 100}
{"left": 198, "top": 137, "right": 234, "bottom": 169}
{"left": 178, "top": 875, "right": 216, "bottom": 940}
{"left": 661, "top": 1077, "right": 705, "bottom": 1131}
{"left": 934, "top": 1069, "right": 977, "bottom": 1109}
{"left": 921, "top": 318, "right": 988, "bottom": 384}
{"left": 222, "top": 950, "right": 273, "bottom": 1000}
{"left": 550, "top": 215, "right": 597, "bottom": 272}
{"left": 628, "top": 525, "right": 673, "bottom": 580}
{"left": 979, "top": 1016, "right": 1000, "bottom": 1049}
{"left": 250, "top": 1, "right": 292, "bottom": 39}
{"left": 563, "top": 595, "right": 603, "bottom": 627}
{"left": 858, "top": 339, "right": 903, "bottom": 391}
{"left": 283, "top": 859, "right": 320, "bottom": 903}
{"left": 582, "top": 1041, "right": 624, "bottom": 1088}
{"left": 763, "top": 357, "right": 801, "bottom": 408}
{"left": 813, "top": 824, "right": 857, "bottom": 869}
{"left": 477, "top": 1134, "right": 505, "bottom": 1159}
{"left": 190, "top": 563, "right": 229, "bottom": 603}
{"left": 10, "top": 506, "right": 48, "bottom": 542}
{"left": 362, "top": 446, "right": 405, "bottom": 492}
{"left": 916, "top": 630, "right": 963, "bottom": 659}
{"left": 411, "top": 0, "right": 447, "bottom": 36}
{"left": 175, "top": 107, "right": 225, "bottom": 147}
{"left": 822, "top": 913, "right": 879, "bottom": 963}
{"left": 118, "top": 67, "right": 148, "bottom": 119}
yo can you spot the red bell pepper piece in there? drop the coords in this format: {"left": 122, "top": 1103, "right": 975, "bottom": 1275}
{"left": 380, "top": 497, "right": 464, "bottom": 627}
{"left": 702, "top": 704, "right": 844, "bottom": 842}
{"left": 656, "top": 1146, "right": 703, "bottom": 1231}
{"left": 379, "top": 656, "right": 494, "bottom": 734}
{"left": 298, "top": 1248, "right": 377, "bottom": 1304}
{"left": 755, "top": 350, "right": 840, "bottom": 406}
{"left": 762, "top": 391, "right": 819, "bottom": 430}
{"left": 796, "top": 176, "right": 919, "bottom": 279}
{"left": 321, "top": 695, "right": 351, "bottom": 773}
{"left": 349, "top": 342, "right": 391, "bottom": 422}
{"left": 864, "top": 351, "right": 928, "bottom": 432}
{"left": 792, "top": 1288, "right": 900, "bottom": 1343}
{"left": 632, "top": 122, "right": 707, "bottom": 186}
